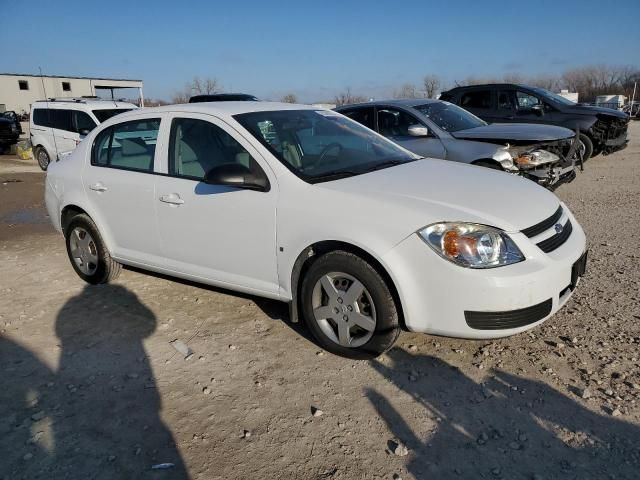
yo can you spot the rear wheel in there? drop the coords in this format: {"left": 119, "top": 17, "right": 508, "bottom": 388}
{"left": 34, "top": 146, "right": 50, "bottom": 171}
{"left": 301, "top": 250, "right": 400, "bottom": 359}
{"left": 64, "top": 214, "right": 121, "bottom": 284}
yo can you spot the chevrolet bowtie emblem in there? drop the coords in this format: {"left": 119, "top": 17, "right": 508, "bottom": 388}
{"left": 554, "top": 223, "right": 564, "bottom": 234}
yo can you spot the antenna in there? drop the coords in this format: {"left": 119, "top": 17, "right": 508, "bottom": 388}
{"left": 39, "top": 67, "right": 60, "bottom": 162}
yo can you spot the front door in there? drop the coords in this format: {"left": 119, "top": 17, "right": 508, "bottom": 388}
{"left": 376, "top": 107, "right": 446, "bottom": 159}
{"left": 154, "top": 114, "right": 279, "bottom": 296}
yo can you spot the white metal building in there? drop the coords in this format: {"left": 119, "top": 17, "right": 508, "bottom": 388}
{"left": 0, "top": 73, "right": 144, "bottom": 113}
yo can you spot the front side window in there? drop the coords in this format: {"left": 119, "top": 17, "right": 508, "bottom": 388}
{"left": 92, "top": 119, "right": 160, "bottom": 172}
{"left": 341, "top": 107, "right": 375, "bottom": 130}
{"left": 168, "top": 117, "right": 259, "bottom": 180}
{"left": 460, "top": 90, "right": 492, "bottom": 109}
{"left": 414, "top": 102, "right": 486, "bottom": 132}
{"left": 377, "top": 108, "right": 421, "bottom": 137}
{"left": 73, "top": 111, "right": 97, "bottom": 133}
{"left": 497, "top": 90, "right": 516, "bottom": 111}
{"left": 235, "top": 109, "right": 417, "bottom": 183}
{"left": 516, "top": 91, "right": 542, "bottom": 111}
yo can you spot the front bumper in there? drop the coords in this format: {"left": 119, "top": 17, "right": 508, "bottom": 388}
{"left": 383, "top": 206, "right": 587, "bottom": 339}
{"left": 602, "top": 132, "right": 628, "bottom": 154}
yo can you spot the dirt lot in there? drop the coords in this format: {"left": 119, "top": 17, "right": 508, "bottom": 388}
{"left": 1, "top": 123, "right": 639, "bottom": 480}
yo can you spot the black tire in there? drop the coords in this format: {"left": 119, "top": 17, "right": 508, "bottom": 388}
{"left": 578, "top": 133, "right": 593, "bottom": 162}
{"left": 34, "top": 146, "right": 50, "bottom": 171}
{"left": 300, "top": 250, "right": 400, "bottom": 359}
{"left": 64, "top": 214, "right": 121, "bottom": 284}
{"left": 473, "top": 160, "right": 503, "bottom": 170}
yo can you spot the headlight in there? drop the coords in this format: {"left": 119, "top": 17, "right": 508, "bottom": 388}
{"left": 513, "top": 150, "right": 559, "bottom": 168}
{"left": 418, "top": 223, "right": 524, "bottom": 269}
{"left": 10, "top": 124, "right": 17, "bottom": 133}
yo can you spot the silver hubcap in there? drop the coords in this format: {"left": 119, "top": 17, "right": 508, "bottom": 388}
{"left": 69, "top": 227, "right": 98, "bottom": 275}
{"left": 311, "top": 272, "right": 376, "bottom": 348}
{"left": 38, "top": 150, "right": 49, "bottom": 166}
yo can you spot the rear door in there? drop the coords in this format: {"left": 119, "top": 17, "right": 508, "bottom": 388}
{"left": 375, "top": 106, "right": 446, "bottom": 159}
{"left": 50, "top": 109, "right": 79, "bottom": 155}
{"left": 457, "top": 89, "right": 497, "bottom": 122}
{"left": 82, "top": 115, "right": 163, "bottom": 264}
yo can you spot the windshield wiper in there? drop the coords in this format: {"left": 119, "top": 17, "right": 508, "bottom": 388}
{"left": 309, "top": 170, "right": 360, "bottom": 183}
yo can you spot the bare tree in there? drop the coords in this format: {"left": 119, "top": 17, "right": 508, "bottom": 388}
{"left": 502, "top": 72, "right": 526, "bottom": 84}
{"left": 422, "top": 75, "right": 441, "bottom": 98}
{"left": 171, "top": 76, "right": 224, "bottom": 104}
{"left": 334, "top": 88, "right": 368, "bottom": 106}
{"left": 280, "top": 93, "right": 298, "bottom": 103}
{"left": 393, "top": 83, "right": 420, "bottom": 99}
{"left": 528, "top": 75, "right": 561, "bottom": 92}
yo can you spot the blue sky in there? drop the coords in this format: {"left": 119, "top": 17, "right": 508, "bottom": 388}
{"left": 1, "top": 0, "right": 639, "bottom": 101}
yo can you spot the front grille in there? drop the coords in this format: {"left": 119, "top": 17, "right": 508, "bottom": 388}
{"left": 465, "top": 299, "right": 552, "bottom": 330}
{"left": 521, "top": 206, "right": 563, "bottom": 238}
{"left": 536, "top": 220, "right": 572, "bottom": 253}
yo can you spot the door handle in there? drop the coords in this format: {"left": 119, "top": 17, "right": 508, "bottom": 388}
{"left": 159, "top": 194, "right": 184, "bottom": 205}
{"left": 89, "top": 182, "right": 108, "bottom": 192}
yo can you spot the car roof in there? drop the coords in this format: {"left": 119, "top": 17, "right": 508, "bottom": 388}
{"left": 112, "top": 101, "right": 319, "bottom": 120}
{"left": 336, "top": 99, "right": 441, "bottom": 109}
{"left": 444, "top": 83, "right": 528, "bottom": 92}
{"left": 32, "top": 99, "right": 137, "bottom": 110}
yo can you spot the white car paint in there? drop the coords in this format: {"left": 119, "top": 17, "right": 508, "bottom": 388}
{"left": 45, "top": 102, "right": 587, "bottom": 340}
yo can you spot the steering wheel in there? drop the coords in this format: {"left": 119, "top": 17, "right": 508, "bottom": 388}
{"left": 310, "top": 142, "right": 343, "bottom": 169}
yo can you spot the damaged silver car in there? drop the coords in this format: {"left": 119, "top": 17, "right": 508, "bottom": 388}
{"left": 336, "top": 99, "right": 580, "bottom": 189}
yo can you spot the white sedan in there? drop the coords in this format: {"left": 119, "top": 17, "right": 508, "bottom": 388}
{"left": 45, "top": 102, "right": 587, "bottom": 358}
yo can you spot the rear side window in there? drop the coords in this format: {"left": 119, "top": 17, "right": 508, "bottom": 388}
{"left": 459, "top": 90, "right": 492, "bottom": 109}
{"left": 92, "top": 119, "right": 160, "bottom": 172}
{"left": 32, "top": 109, "right": 49, "bottom": 127}
{"left": 168, "top": 117, "right": 259, "bottom": 180}
{"left": 341, "top": 107, "right": 375, "bottom": 130}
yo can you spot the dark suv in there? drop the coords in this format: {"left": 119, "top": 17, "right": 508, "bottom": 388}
{"left": 440, "top": 84, "right": 629, "bottom": 160}
{"left": 0, "top": 111, "right": 21, "bottom": 153}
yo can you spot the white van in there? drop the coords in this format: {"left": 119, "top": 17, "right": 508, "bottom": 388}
{"left": 30, "top": 98, "right": 137, "bottom": 170}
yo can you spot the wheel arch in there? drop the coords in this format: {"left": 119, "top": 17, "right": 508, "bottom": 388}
{"left": 59, "top": 202, "right": 116, "bottom": 254}
{"left": 288, "top": 240, "right": 406, "bottom": 330}
{"left": 471, "top": 158, "right": 503, "bottom": 170}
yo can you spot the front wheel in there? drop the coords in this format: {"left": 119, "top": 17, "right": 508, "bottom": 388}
{"left": 301, "top": 250, "right": 400, "bottom": 359}
{"left": 65, "top": 214, "right": 121, "bottom": 284}
{"left": 578, "top": 134, "right": 593, "bottom": 162}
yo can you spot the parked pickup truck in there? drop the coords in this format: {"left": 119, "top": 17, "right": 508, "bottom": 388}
{"left": 440, "top": 83, "right": 630, "bottom": 161}
{"left": 0, "top": 111, "right": 21, "bottom": 153}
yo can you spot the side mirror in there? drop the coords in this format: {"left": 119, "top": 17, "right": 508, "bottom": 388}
{"left": 407, "top": 124, "right": 429, "bottom": 137}
{"left": 204, "top": 163, "right": 269, "bottom": 192}
{"left": 79, "top": 128, "right": 91, "bottom": 137}
{"left": 531, "top": 104, "right": 544, "bottom": 116}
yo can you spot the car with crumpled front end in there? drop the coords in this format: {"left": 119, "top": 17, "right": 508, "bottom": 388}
{"left": 44, "top": 102, "right": 588, "bottom": 359}
{"left": 336, "top": 99, "right": 579, "bottom": 189}
{"left": 440, "top": 83, "right": 629, "bottom": 161}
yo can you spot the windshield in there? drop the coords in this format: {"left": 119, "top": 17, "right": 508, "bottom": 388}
{"left": 234, "top": 110, "right": 417, "bottom": 183}
{"left": 414, "top": 102, "right": 486, "bottom": 132}
{"left": 531, "top": 87, "right": 576, "bottom": 106}
{"left": 92, "top": 109, "right": 132, "bottom": 123}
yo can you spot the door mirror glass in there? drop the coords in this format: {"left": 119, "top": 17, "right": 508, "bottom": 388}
{"left": 407, "top": 124, "right": 429, "bottom": 137}
{"left": 204, "top": 163, "right": 269, "bottom": 192}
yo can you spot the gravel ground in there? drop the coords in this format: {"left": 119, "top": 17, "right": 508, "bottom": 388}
{"left": 1, "top": 123, "right": 639, "bottom": 480}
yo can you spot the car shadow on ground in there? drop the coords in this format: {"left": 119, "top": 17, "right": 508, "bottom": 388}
{"left": 367, "top": 348, "right": 640, "bottom": 479}
{"left": 0, "top": 284, "right": 190, "bottom": 479}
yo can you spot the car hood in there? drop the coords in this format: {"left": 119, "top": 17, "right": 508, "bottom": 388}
{"left": 565, "top": 104, "right": 629, "bottom": 119}
{"left": 452, "top": 123, "right": 574, "bottom": 145}
{"left": 319, "top": 159, "right": 560, "bottom": 234}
